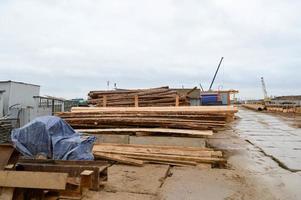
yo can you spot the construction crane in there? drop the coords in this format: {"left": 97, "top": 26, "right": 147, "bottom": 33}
{"left": 199, "top": 57, "right": 224, "bottom": 105}
{"left": 261, "top": 77, "right": 271, "bottom": 103}
{"left": 209, "top": 57, "right": 224, "bottom": 91}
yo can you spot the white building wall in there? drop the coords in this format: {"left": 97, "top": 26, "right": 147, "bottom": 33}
{"left": 0, "top": 81, "right": 40, "bottom": 126}
{"left": 8, "top": 82, "right": 40, "bottom": 108}
{"left": 0, "top": 92, "right": 4, "bottom": 117}
{"left": 0, "top": 82, "right": 11, "bottom": 115}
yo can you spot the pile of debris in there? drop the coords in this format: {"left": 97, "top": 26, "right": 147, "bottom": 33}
{"left": 93, "top": 143, "right": 225, "bottom": 167}
{"left": 57, "top": 106, "right": 237, "bottom": 132}
{"left": 87, "top": 86, "right": 190, "bottom": 107}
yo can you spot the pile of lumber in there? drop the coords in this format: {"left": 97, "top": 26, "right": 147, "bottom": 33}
{"left": 266, "top": 105, "right": 301, "bottom": 113}
{"left": 87, "top": 86, "right": 190, "bottom": 107}
{"left": 243, "top": 103, "right": 301, "bottom": 114}
{"left": 242, "top": 104, "right": 266, "bottom": 111}
{"left": 57, "top": 106, "right": 238, "bottom": 131}
{"left": 93, "top": 143, "right": 226, "bottom": 167}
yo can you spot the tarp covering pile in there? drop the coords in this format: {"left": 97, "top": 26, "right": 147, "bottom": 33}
{"left": 11, "top": 116, "right": 96, "bottom": 160}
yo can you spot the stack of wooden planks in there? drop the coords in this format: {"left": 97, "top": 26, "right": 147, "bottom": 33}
{"left": 57, "top": 106, "right": 238, "bottom": 131}
{"left": 243, "top": 104, "right": 301, "bottom": 114}
{"left": 242, "top": 104, "right": 266, "bottom": 111}
{"left": 266, "top": 104, "right": 301, "bottom": 114}
{"left": 87, "top": 86, "right": 190, "bottom": 107}
{"left": 93, "top": 143, "right": 226, "bottom": 167}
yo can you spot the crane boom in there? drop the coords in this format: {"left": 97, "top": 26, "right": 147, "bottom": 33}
{"left": 261, "top": 77, "right": 268, "bottom": 100}
{"left": 209, "top": 57, "right": 224, "bottom": 91}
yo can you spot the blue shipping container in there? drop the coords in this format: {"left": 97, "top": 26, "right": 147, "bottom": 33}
{"left": 200, "top": 94, "right": 219, "bottom": 105}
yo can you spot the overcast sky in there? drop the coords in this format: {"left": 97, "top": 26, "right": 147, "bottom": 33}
{"left": 0, "top": 0, "right": 300, "bottom": 100}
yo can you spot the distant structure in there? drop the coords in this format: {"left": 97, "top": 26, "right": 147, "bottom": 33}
{"left": 173, "top": 88, "right": 238, "bottom": 106}
{"left": 0, "top": 80, "right": 65, "bottom": 127}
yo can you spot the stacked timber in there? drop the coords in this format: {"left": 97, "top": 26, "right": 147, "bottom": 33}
{"left": 93, "top": 143, "right": 226, "bottom": 167}
{"left": 57, "top": 106, "right": 238, "bottom": 131}
{"left": 243, "top": 103, "right": 301, "bottom": 114}
{"left": 87, "top": 86, "right": 190, "bottom": 107}
{"left": 266, "top": 105, "right": 301, "bottom": 113}
{"left": 242, "top": 104, "right": 266, "bottom": 111}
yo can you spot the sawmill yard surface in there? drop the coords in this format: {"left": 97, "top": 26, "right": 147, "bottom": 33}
{"left": 83, "top": 107, "right": 301, "bottom": 200}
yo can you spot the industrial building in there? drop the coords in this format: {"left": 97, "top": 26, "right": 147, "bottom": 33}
{"left": 0, "top": 80, "right": 65, "bottom": 127}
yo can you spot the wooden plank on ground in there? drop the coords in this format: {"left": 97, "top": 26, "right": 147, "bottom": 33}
{"left": 94, "top": 152, "right": 144, "bottom": 166}
{"left": 0, "top": 171, "right": 68, "bottom": 190}
{"left": 93, "top": 144, "right": 218, "bottom": 157}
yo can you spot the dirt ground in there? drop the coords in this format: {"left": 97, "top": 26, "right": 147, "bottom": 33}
{"left": 83, "top": 107, "right": 301, "bottom": 200}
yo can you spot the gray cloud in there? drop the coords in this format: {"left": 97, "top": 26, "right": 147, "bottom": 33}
{"left": 0, "top": 0, "right": 300, "bottom": 99}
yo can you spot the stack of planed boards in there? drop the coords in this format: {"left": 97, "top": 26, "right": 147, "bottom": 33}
{"left": 57, "top": 106, "right": 237, "bottom": 132}
{"left": 87, "top": 86, "right": 190, "bottom": 107}
{"left": 93, "top": 143, "right": 226, "bottom": 167}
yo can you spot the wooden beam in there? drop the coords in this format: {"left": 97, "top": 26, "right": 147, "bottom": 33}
{"left": 0, "top": 171, "right": 67, "bottom": 190}
{"left": 80, "top": 170, "right": 94, "bottom": 190}
{"left": 175, "top": 95, "right": 179, "bottom": 107}
{"left": 76, "top": 128, "right": 213, "bottom": 137}
{"left": 103, "top": 95, "right": 107, "bottom": 107}
{"left": 70, "top": 106, "right": 238, "bottom": 113}
{"left": 134, "top": 95, "right": 139, "bottom": 107}
{"left": 15, "top": 161, "right": 108, "bottom": 191}
{"left": 0, "top": 144, "right": 14, "bottom": 170}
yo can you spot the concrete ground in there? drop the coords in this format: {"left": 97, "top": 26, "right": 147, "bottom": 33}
{"left": 83, "top": 107, "right": 301, "bottom": 200}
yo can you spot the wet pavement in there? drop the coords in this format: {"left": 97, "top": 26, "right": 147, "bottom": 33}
{"left": 82, "top": 107, "right": 301, "bottom": 200}
{"left": 234, "top": 107, "right": 301, "bottom": 172}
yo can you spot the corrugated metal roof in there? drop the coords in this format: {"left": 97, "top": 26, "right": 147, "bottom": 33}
{"left": 0, "top": 80, "right": 40, "bottom": 87}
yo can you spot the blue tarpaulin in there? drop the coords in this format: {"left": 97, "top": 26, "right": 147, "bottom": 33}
{"left": 11, "top": 116, "right": 96, "bottom": 160}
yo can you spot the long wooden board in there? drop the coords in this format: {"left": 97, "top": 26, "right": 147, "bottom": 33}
{"left": 0, "top": 171, "right": 68, "bottom": 190}
{"left": 70, "top": 106, "right": 238, "bottom": 113}
{"left": 76, "top": 128, "right": 213, "bottom": 136}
